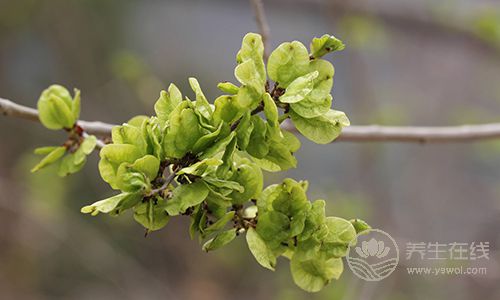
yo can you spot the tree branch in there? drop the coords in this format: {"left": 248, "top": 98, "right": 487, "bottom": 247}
{"left": 1, "top": 97, "right": 113, "bottom": 136}
{"left": 4, "top": 97, "right": 500, "bottom": 143}
{"left": 250, "top": 0, "right": 271, "bottom": 60}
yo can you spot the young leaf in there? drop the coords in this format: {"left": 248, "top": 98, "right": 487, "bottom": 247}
{"left": 130, "top": 155, "right": 160, "bottom": 180}
{"left": 217, "top": 82, "right": 239, "bottom": 95}
{"left": 202, "top": 229, "right": 237, "bottom": 252}
{"left": 31, "top": 146, "right": 66, "bottom": 173}
{"left": 289, "top": 59, "right": 335, "bottom": 118}
{"left": 71, "top": 88, "right": 81, "bottom": 121}
{"left": 235, "top": 112, "right": 254, "bottom": 151}
{"left": 290, "top": 95, "right": 332, "bottom": 119}
{"left": 213, "top": 95, "right": 243, "bottom": 125}
{"left": 267, "top": 41, "right": 310, "bottom": 88}
{"left": 165, "top": 181, "right": 209, "bottom": 216}
{"left": 133, "top": 198, "right": 170, "bottom": 231}
{"left": 289, "top": 109, "right": 350, "bottom": 144}
{"left": 81, "top": 192, "right": 142, "bottom": 216}
{"left": 290, "top": 254, "right": 343, "bottom": 292}
{"left": 310, "top": 34, "right": 345, "bottom": 59}
{"left": 246, "top": 116, "right": 269, "bottom": 158}
{"left": 279, "top": 71, "right": 318, "bottom": 104}
{"left": 34, "top": 146, "right": 59, "bottom": 155}
{"left": 246, "top": 227, "right": 277, "bottom": 271}
{"left": 229, "top": 162, "right": 263, "bottom": 204}
{"left": 202, "top": 211, "right": 235, "bottom": 237}
{"left": 111, "top": 124, "right": 146, "bottom": 153}
{"left": 98, "top": 144, "right": 144, "bottom": 188}
{"left": 154, "top": 84, "right": 182, "bottom": 124}
{"left": 350, "top": 219, "right": 371, "bottom": 234}
{"left": 58, "top": 153, "right": 85, "bottom": 177}
{"left": 163, "top": 105, "right": 205, "bottom": 159}
{"left": 38, "top": 85, "right": 76, "bottom": 130}
{"left": 236, "top": 33, "right": 266, "bottom": 90}
{"left": 189, "top": 77, "right": 213, "bottom": 119}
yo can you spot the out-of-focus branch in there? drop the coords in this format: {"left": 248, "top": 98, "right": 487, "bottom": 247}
{"left": 329, "top": 0, "right": 500, "bottom": 54}
{"left": 4, "top": 97, "right": 500, "bottom": 143}
{"left": 250, "top": 0, "right": 271, "bottom": 60}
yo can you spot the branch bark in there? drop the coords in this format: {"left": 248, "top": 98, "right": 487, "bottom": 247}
{"left": 250, "top": 0, "right": 271, "bottom": 60}
{"left": 4, "top": 97, "right": 500, "bottom": 143}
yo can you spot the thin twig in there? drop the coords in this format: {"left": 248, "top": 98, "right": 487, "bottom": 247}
{"left": 250, "top": 0, "right": 271, "bottom": 60}
{"left": 1, "top": 97, "right": 113, "bottom": 136}
{"left": 5, "top": 97, "right": 500, "bottom": 143}
{"left": 147, "top": 170, "right": 177, "bottom": 197}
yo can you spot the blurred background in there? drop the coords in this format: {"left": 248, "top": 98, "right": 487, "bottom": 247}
{"left": 1, "top": 0, "right": 500, "bottom": 299}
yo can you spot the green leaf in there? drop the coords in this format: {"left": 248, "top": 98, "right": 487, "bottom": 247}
{"left": 299, "top": 200, "right": 326, "bottom": 242}
{"left": 71, "top": 88, "right": 81, "bottom": 121}
{"left": 189, "top": 77, "right": 213, "bottom": 119}
{"left": 350, "top": 218, "right": 371, "bottom": 234}
{"left": 216, "top": 136, "right": 237, "bottom": 178}
{"left": 235, "top": 112, "right": 254, "bottom": 151}
{"left": 310, "top": 34, "right": 345, "bottom": 59}
{"left": 177, "top": 158, "right": 223, "bottom": 176}
{"left": 130, "top": 155, "right": 160, "bottom": 180}
{"left": 236, "top": 85, "right": 262, "bottom": 110}
{"left": 203, "top": 211, "right": 235, "bottom": 237}
{"left": 34, "top": 146, "right": 58, "bottom": 155}
{"left": 204, "top": 177, "right": 244, "bottom": 193}
{"left": 282, "top": 130, "right": 301, "bottom": 153}
{"left": 111, "top": 124, "right": 146, "bottom": 153}
{"left": 213, "top": 95, "right": 243, "bottom": 125}
{"left": 246, "top": 227, "right": 277, "bottom": 271}
{"left": 323, "top": 217, "right": 357, "bottom": 245}
{"left": 98, "top": 144, "right": 144, "bottom": 188}
{"left": 246, "top": 116, "right": 268, "bottom": 158}
{"left": 267, "top": 41, "right": 310, "bottom": 88}
{"left": 229, "top": 162, "right": 263, "bottom": 204}
{"left": 271, "top": 179, "right": 309, "bottom": 216}
{"left": 202, "top": 229, "right": 237, "bottom": 252}
{"left": 81, "top": 192, "right": 142, "bottom": 216}
{"left": 192, "top": 123, "right": 224, "bottom": 154}
{"left": 55, "top": 135, "right": 96, "bottom": 177}
{"left": 253, "top": 142, "right": 297, "bottom": 172}
{"left": 290, "top": 60, "right": 335, "bottom": 118}
{"left": 279, "top": 71, "right": 318, "bottom": 103}
{"left": 38, "top": 85, "right": 76, "bottom": 130}
{"left": 236, "top": 33, "right": 266, "bottom": 89}
{"left": 290, "top": 95, "right": 332, "bottom": 119}
{"left": 256, "top": 184, "right": 281, "bottom": 213}
{"left": 133, "top": 198, "right": 170, "bottom": 231}
{"left": 141, "top": 117, "right": 164, "bottom": 158}
{"left": 199, "top": 131, "right": 236, "bottom": 159}
{"left": 163, "top": 105, "right": 205, "bottom": 159}
{"left": 115, "top": 164, "right": 148, "bottom": 192}
{"left": 58, "top": 152, "right": 85, "bottom": 177}
{"left": 31, "top": 146, "right": 66, "bottom": 172}
{"left": 80, "top": 135, "right": 97, "bottom": 155}
{"left": 127, "top": 115, "right": 149, "bottom": 127}
{"left": 262, "top": 92, "right": 279, "bottom": 127}
{"left": 154, "top": 83, "right": 182, "bottom": 125}
{"left": 290, "top": 109, "right": 350, "bottom": 144}
{"left": 290, "top": 254, "right": 343, "bottom": 292}
{"left": 235, "top": 60, "right": 264, "bottom": 93}
{"left": 165, "top": 181, "right": 209, "bottom": 216}
{"left": 217, "top": 82, "right": 239, "bottom": 95}
{"left": 256, "top": 210, "right": 290, "bottom": 249}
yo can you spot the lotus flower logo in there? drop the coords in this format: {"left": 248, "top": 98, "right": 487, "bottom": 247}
{"left": 355, "top": 238, "right": 390, "bottom": 258}
{"left": 347, "top": 229, "right": 399, "bottom": 282}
